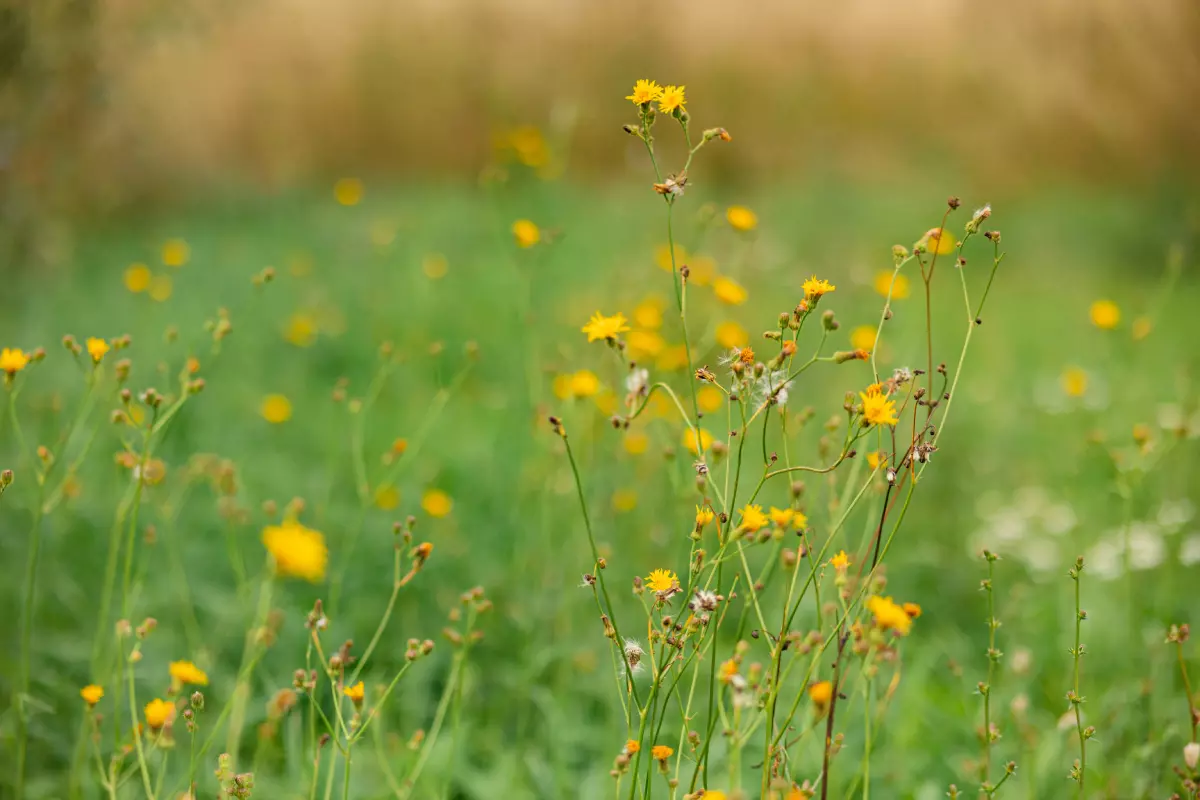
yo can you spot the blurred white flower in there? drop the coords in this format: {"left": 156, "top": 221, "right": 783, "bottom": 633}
{"left": 1128, "top": 525, "right": 1165, "bottom": 571}
{"left": 1157, "top": 499, "right": 1195, "bottom": 530}
{"left": 1178, "top": 534, "right": 1200, "bottom": 567}
{"left": 1015, "top": 485, "right": 1050, "bottom": 515}
{"left": 1041, "top": 503, "right": 1077, "bottom": 535}
{"left": 1087, "top": 539, "right": 1123, "bottom": 581}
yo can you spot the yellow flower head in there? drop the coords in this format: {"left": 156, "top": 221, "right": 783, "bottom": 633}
{"left": 422, "top": 488, "right": 453, "bottom": 518}
{"left": 634, "top": 296, "right": 665, "bottom": 329}
{"left": 874, "top": 271, "right": 911, "bottom": 300}
{"left": 645, "top": 568, "right": 678, "bottom": 593}
{"left": 654, "top": 243, "right": 688, "bottom": 272}
{"left": 918, "top": 227, "right": 956, "bottom": 256}
{"left": 651, "top": 744, "right": 675, "bottom": 760}
{"left": 625, "top": 739, "right": 641, "bottom": 755}
{"left": 656, "top": 344, "right": 689, "bottom": 371}
{"left": 582, "top": 311, "right": 630, "bottom": 343}
{"left": 802, "top": 275, "right": 836, "bottom": 300}
{"left": 1, "top": 348, "right": 30, "bottom": 375}
{"left": 1089, "top": 299, "right": 1120, "bottom": 330}
{"left": 161, "top": 239, "right": 190, "bottom": 267}
{"left": 512, "top": 219, "right": 540, "bottom": 248}
{"left": 683, "top": 427, "right": 713, "bottom": 455}
{"left": 124, "top": 263, "right": 152, "bottom": 293}
{"left": 285, "top": 312, "right": 318, "bottom": 347}
{"left": 850, "top": 326, "right": 876, "bottom": 353}
{"left": 902, "top": 602, "right": 922, "bottom": 619}
{"left": 866, "top": 451, "right": 887, "bottom": 471}
{"left": 719, "top": 659, "right": 739, "bottom": 683}
{"left": 702, "top": 792, "right": 729, "bottom": 800}
{"left": 658, "top": 85, "right": 686, "bottom": 115}
{"left": 86, "top": 338, "right": 110, "bottom": 364}
{"left": 726, "top": 206, "right": 757, "bottom": 232}
{"left": 1061, "top": 367, "right": 1088, "bottom": 398}
{"left": 374, "top": 484, "right": 401, "bottom": 510}
{"left": 612, "top": 489, "right": 638, "bottom": 513}
{"left": 713, "top": 277, "right": 748, "bottom": 306}
{"left": 343, "top": 681, "right": 365, "bottom": 703}
{"left": 626, "top": 330, "right": 665, "bottom": 361}
{"left": 148, "top": 274, "right": 173, "bottom": 302}
{"left": 738, "top": 504, "right": 768, "bottom": 533}
{"left": 169, "top": 660, "right": 209, "bottom": 686}
{"left": 81, "top": 684, "right": 104, "bottom": 706}
{"left": 569, "top": 370, "right": 600, "bottom": 398}
{"left": 808, "top": 680, "right": 833, "bottom": 706}
{"left": 626, "top": 79, "right": 664, "bottom": 106}
{"left": 144, "top": 697, "right": 175, "bottom": 730}
{"left": 769, "top": 507, "right": 795, "bottom": 528}
{"left": 261, "top": 394, "right": 293, "bottom": 424}
{"left": 859, "top": 384, "right": 898, "bottom": 427}
{"left": 263, "top": 520, "right": 328, "bottom": 582}
{"left": 867, "top": 595, "right": 913, "bottom": 635}
{"left": 623, "top": 432, "right": 649, "bottom": 455}
{"left": 334, "top": 178, "right": 364, "bottom": 207}
{"left": 695, "top": 505, "right": 715, "bottom": 527}
{"left": 830, "top": 550, "right": 851, "bottom": 571}
{"left": 423, "top": 253, "right": 449, "bottom": 280}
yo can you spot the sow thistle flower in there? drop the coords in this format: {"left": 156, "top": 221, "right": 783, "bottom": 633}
{"left": 737, "top": 504, "right": 768, "bottom": 533}
{"left": 626, "top": 79, "right": 664, "bottom": 106}
{"left": 1089, "top": 299, "right": 1120, "bottom": 330}
{"left": 725, "top": 205, "right": 757, "bottom": 232}
{"left": 81, "top": 684, "right": 104, "bottom": 706}
{"left": 801, "top": 275, "right": 836, "bottom": 301}
{"left": 645, "top": 568, "right": 678, "bottom": 593}
{"left": 169, "top": 660, "right": 209, "bottom": 687}
{"left": 86, "top": 337, "right": 110, "bottom": 363}
{"left": 144, "top": 697, "right": 175, "bottom": 730}
{"left": 867, "top": 595, "right": 913, "bottom": 636}
{"left": 695, "top": 505, "right": 715, "bottom": 528}
{"left": 263, "top": 520, "right": 328, "bottom": 582}
{"left": 859, "top": 383, "right": 898, "bottom": 427}
{"left": 343, "top": 681, "right": 365, "bottom": 706}
{"left": 511, "top": 219, "right": 540, "bottom": 248}
{"left": 1, "top": 347, "right": 30, "bottom": 376}
{"left": 582, "top": 311, "right": 630, "bottom": 343}
{"left": 657, "top": 85, "right": 686, "bottom": 115}
{"left": 651, "top": 744, "right": 674, "bottom": 763}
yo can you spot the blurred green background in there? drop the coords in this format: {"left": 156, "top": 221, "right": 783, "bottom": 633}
{"left": 2, "top": 1, "right": 1199, "bottom": 798}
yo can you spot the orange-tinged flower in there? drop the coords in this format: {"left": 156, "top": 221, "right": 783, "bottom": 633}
{"left": 645, "top": 568, "right": 678, "bottom": 592}
{"left": 830, "top": 550, "right": 851, "bottom": 570}
{"left": 512, "top": 219, "right": 540, "bottom": 248}
{"left": 626, "top": 79, "right": 664, "bottom": 106}
{"left": 169, "top": 660, "right": 209, "bottom": 686}
{"left": 582, "top": 311, "right": 630, "bottom": 343}
{"left": 651, "top": 744, "right": 675, "bottom": 760}
{"left": 808, "top": 680, "right": 833, "bottom": 706}
{"left": 802, "top": 275, "right": 836, "bottom": 300}
{"left": 263, "top": 520, "right": 328, "bottom": 582}
{"left": 769, "top": 507, "right": 795, "bottom": 528}
{"left": 726, "top": 206, "right": 757, "bottom": 232}
{"left": 422, "top": 489, "right": 453, "bottom": 518}
{"left": 867, "top": 595, "right": 913, "bottom": 635}
{"left": 81, "top": 685, "right": 104, "bottom": 706}
{"left": 144, "top": 698, "right": 175, "bottom": 730}
{"left": 695, "top": 505, "right": 715, "bottom": 527}
{"left": 343, "top": 681, "right": 365, "bottom": 703}
{"left": 902, "top": 602, "right": 922, "bottom": 619}
{"left": 625, "top": 739, "right": 641, "bottom": 754}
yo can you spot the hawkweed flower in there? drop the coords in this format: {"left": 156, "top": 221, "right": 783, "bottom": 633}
{"left": 651, "top": 744, "right": 674, "bottom": 769}
{"left": 859, "top": 384, "right": 898, "bottom": 427}
{"left": 262, "top": 520, "right": 328, "bottom": 582}
{"left": 902, "top": 602, "right": 922, "bottom": 619}
{"left": 626, "top": 79, "right": 663, "bottom": 107}
{"left": 422, "top": 488, "right": 453, "bottom": 517}
{"left": 144, "top": 698, "right": 175, "bottom": 730}
{"left": 830, "top": 550, "right": 851, "bottom": 571}
{"left": 81, "top": 685, "right": 104, "bottom": 706}
{"left": 808, "top": 680, "right": 833, "bottom": 709}
{"left": 582, "top": 311, "right": 631, "bottom": 343}
{"left": 511, "top": 220, "right": 540, "bottom": 248}
{"left": 867, "top": 595, "right": 913, "bottom": 635}
{"left": 1089, "top": 300, "right": 1120, "bottom": 330}
{"left": 169, "top": 660, "right": 209, "bottom": 687}
{"left": 802, "top": 275, "right": 836, "bottom": 302}
{"left": 769, "top": 507, "right": 795, "bottom": 529}
{"left": 712, "top": 277, "right": 748, "bottom": 305}
{"left": 261, "top": 394, "right": 293, "bottom": 424}
{"left": 86, "top": 338, "right": 110, "bottom": 363}
{"left": 695, "top": 505, "right": 715, "bottom": 530}
{"left": 726, "top": 205, "right": 757, "bottom": 232}
{"left": 874, "top": 271, "right": 911, "bottom": 299}
{"left": 343, "top": 681, "right": 365, "bottom": 708}
{"left": 683, "top": 427, "right": 713, "bottom": 455}
{"left": 737, "top": 504, "right": 768, "bottom": 533}
{"left": 1, "top": 348, "right": 30, "bottom": 376}
{"left": 624, "top": 739, "right": 641, "bottom": 755}
{"left": 657, "top": 85, "right": 686, "bottom": 116}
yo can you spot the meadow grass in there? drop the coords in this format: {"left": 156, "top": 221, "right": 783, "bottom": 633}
{"left": 1, "top": 140, "right": 1198, "bottom": 800}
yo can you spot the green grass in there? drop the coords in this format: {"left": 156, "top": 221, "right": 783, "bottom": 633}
{"left": 2, "top": 174, "right": 1198, "bottom": 799}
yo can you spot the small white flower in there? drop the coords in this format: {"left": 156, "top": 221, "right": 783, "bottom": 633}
{"left": 1185, "top": 741, "right": 1200, "bottom": 770}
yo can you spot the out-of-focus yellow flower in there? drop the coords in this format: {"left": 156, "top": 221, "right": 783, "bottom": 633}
{"left": 626, "top": 79, "right": 663, "bottom": 106}
{"left": 696, "top": 506, "right": 715, "bottom": 527}
{"left": 633, "top": 296, "right": 665, "bottom": 329}
{"left": 162, "top": 239, "right": 190, "bottom": 267}
{"left": 81, "top": 685, "right": 104, "bottom": 706}
{"left": 509, "top": 125, "right": 549, "bottom": 168}
{"left": 697, "top": 386, "right": 724, "bottom": 414}
{"left": 422, "top": 489, "right": 453, "bottom": 518}
{"left": 612, "top": 489, "right": 639, "bottom": 513}
{"left": 918, "top": 227, "right": 956, "bottom": 256}
{"left": 263, "top": 520, "right": 327, "bottom": 582}
{"left": 658, "top": 85, "right": 686, "bottom": 115}
{"left": 866, "top": 451, "right": 887, "bottom": 471}
{"left": 285, "top": 313, "right": 318, "bottom": 347}
{"left": 1, "top": 348, "right": 30, "bottom": 375}
{"left": 423, "top": 253, "right": 449, "bottom": 280}
{"left": 830, "top": 551, "right": 851, "bottom": 570}
{"left": 85, "top": 338, "right": 109, "bottom": 363}
{"left": 683, "top": 427, "right": 713, "bottom": 455}
{"left": 374, "top": 484, "right": 401, "bottom": 510}
{"left": 261, "top": 394, "right": 292, "bottom": 424}
{"left": 769, "top": 507, "right": 795, "bottom": 528}
{"left": 654, "top": 243, "right": 688, "bottom": 272}
{"left": 570, "top": 370, "right": 600, "bottom": 398}
{"left": 808, "top": 680, "right": 833, "bottom": 706}
{"left": 688, "top": 256, "right": 716, "bottom": 286}
{"left": 124, "top": 263, "right": 152, "bottom": 293}
{"left": 1089, "top": 299, "right": 1120, "bottom": 330}
{"left": 144, "top": 698, "right": 175, "bottom": 730}
{"left": 343, "top": 681, "right": 365, "bottom": 703}
{"left": 726, "top": 206, "right": 757, "bottom": 232}
{"left": 873, "top": 271, "right": 910, "bottom": 299}
{"left": 370, "top": 220, "right": 396, "bottom": 247}
{"left": 656, "top": 344, "right": 689, "bottom": 371}
{"left": 850, "top": 325, "right": 876, "bottom": 353}
{"left": 169, "top": 660, "right": 209, "bottom": 686}
{"left": 651, "top": 744, "right": 675, "bottom": 760}
{"left": 626, "top": 330, "right": 665, "bottom": 360}
{"left": 512, "top": 219, "right": 540, "bottom": 248}
{"left": 713, "top": 277, "right": 747, "bottom": 306}
{"left": 1131, "top": 316, "right": 1152, "bottom": 341}
{"left": 867, "top": 595, "right": 913, "bottom": 635}
{"left": 1061, "top": 367, "right": 1088, "bottom": 398}
{"left": 623, "top": 432, "right": 649, "bottom": 455}
{"left": 334, "top": 178, "right": 364, "bottom": 207}
{"left": 582, "top": 311, "right": 630, "bottom": 343}
{"left": 902, "top": 602, "right": 922, "bottom": 619}
{"left": 738, "top": 504, "right": 768, "bottom": 532}
{"left": 149, "top": 275, "right": 173, "bottom": 302}
{"left": 715, "top": 321, "right": 748, "bottom": 349}
{"left": 595, "top": 389, "right": 618, "bottom": 416}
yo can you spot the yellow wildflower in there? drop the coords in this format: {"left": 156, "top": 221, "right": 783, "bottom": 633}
{"left": 374, "top": 484, "right": 401, "bottom": 510}
{"left": 261, "top": 394, "right": 293, "bottom": 424}
{"left": 867, "top": 595, "right": 913, "bottom": 635}
{"left": 582, "top": 311, "right": 630, "bottom": 343}
{"left": 726, "top": 205, "right": 757, "bottom": 232}
{"left": 148, "top": 275, "right": 173, "bottom": 302}
{"left": 902, "top": 602, "right": 922, "bottom": 619}
{"left": 625, "top": 739, "right": 641, "bottom": 754}
{"left": 626, "top": 330, "right": 665, "bottom": 360}
{"left": 1061, "top": 367, "right": 1088, "bottom": 398}
{"left": 423, "top": 253, "right": 449, "bottom": 280}
{"left": 285, "top": 313, "right": 318, "bottom": 347}
{"left": 422, "top": 488, "right": 453, "bottom": 518}
{"left": 830, "top": 550, "right": 851, "bottom": 570}
{"left": 82, "top": 337, "right": 108, "bottom": 364}
{"left": 263, "top": 520, "right": 328, "bottom": 582}
{"left": 656, "top": 344, "right": 689, "bottom": 371}
{"left": 919, "top": 227, "right": 956, "bottom": 256}
{"left": 124, "top": 263, "right": 152, "bottom": 293}
{"left": 334, "top": 178, "right": 363, "bottom": 207}
{"left": 808, "top": 680, "right": 833, "bottom": 706}
{"left": 626, "top": 79, "right": 664, "bottom": 106}
{"left": 688, "top": 255, "right": 717, "bottom": 286}
{"left": 850, "top": 326, "right": 876, "bottom": 353}
{"left": 859, "top": 384, "right": 898, "bottom": 427}
{"left": 874, "top": 271, "right": 911, "bottom": 299}
{"left": 623, "top": 432, "right": 649, "bottom": 455}
{"left": 697, "top": 385, "right": 724, "bottom": 414}
{"left": 715, "top": 321, "right": 748, "bottom": 349}
{"left": 1089, "top": 299, "right": 1120, "bottom": 330}
{"left": 161, "top": 239, "right": 190, "bottom": 267}
{"left": 569, "top": 370, "right": 600, "bottom": 398}
{"left": 512, "top": 219, "right": 540, "bottom": 248}
{"left": 343, "top": 681, "right": 365, "bottom": 703}
{"left": 645, "top": 568, "right": 678, "bottom": 593}
{"left": 658, "top": 85, "right": 686, "bottom": 115}
{"left": 719, "top": 659, "right": 739, "bottom": 683}
{"left": 612, "top": 489, "right": 639, "bottom": 513}
{"left": 769, "top": 507, "right": 795, "bottom": 528}
{"left": 651, "top": 744, "right": 675, "bottom": 760}
{"left": 144, "top": 698, "right": 175, "bottom": 730}
{"left": 683, "top": 427, "right": 713, "bottom": 455}
{"left": 1, "top": 348, "right": 30, "bottom": 375}
{"left": 81, "top": 685, "right": 104, "bottom": 706}
{"left": 713, "top": 277, "right": 748, "bottom": 306}
{"left": 169, "top": 660, "right": 209, "bottom": 686}
{"left": 703, "top": 792, "right": 728, "bottom": 800}
{"left": 654, "top": 243, "right": 687, "bottom": 272}
{"left": 802, "top": 275, "right": 836, "bottom": 300}
{"left": 866, "top": 451, "right": 887, "bottom": 471}
{"left": 633, "top": 296, "right": 665, "bottom": 329}
{"left": 738, "top": 504, "right": 768, "bottom": 532}
{"left": 695, "top": 506, "right": 715, "bottom": 527}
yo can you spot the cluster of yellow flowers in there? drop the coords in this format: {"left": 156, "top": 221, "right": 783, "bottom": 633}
{"left": 625, "top": 79, "right": 687, "bottom": 115}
